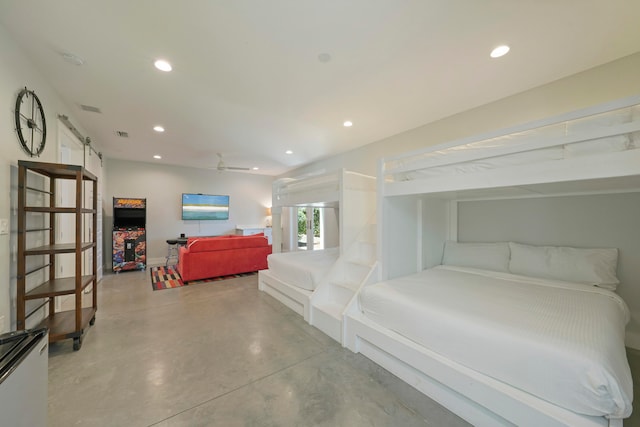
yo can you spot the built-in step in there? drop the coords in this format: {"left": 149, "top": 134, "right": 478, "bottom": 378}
{"left": 310, "top": 215, "right": 377, "bottom": 344}
{"left": 310, "top": 303, "right": 343, "bottom": 342}
{"left": 359, "top": 222, "right": 377, "bottom": 244}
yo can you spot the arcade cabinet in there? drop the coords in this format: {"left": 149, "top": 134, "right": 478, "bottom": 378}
{"left": 112, "top": 197, "right": 146, "bottom": 272}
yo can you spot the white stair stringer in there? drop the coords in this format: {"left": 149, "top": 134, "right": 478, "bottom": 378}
{"left": 310, "top": 216, "right": 377, "bottom": 343}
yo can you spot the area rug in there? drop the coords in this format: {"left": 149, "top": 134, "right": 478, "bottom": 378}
{"left": 150, "top": 266, "right": 257, "bottom": 291}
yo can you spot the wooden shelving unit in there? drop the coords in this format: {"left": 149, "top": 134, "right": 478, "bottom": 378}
{"left": 17, "top": 160, "right": 98, "bottom": 351}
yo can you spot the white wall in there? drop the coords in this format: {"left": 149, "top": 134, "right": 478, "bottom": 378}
{"left": 105, "top": 159, "right": 273, "bottom": 267}
{"left": 0, "top": 24, "right": 104, "bottom": 332}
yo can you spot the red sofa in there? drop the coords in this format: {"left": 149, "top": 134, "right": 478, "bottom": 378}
{"left": 177, "top": 234, "right": 271, "bottom": 282}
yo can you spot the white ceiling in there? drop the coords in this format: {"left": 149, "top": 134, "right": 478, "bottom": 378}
{"left": 2, "top": 1, "right": 640, "bottom": 176}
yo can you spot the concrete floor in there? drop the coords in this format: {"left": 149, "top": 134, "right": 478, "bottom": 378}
{"left": 47, "top": 270, "right": 640, "bottom": 426}
{"left": 48, "top": 270, "right": 469, "bottom": 427}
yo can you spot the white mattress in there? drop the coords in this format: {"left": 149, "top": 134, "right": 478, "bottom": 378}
{"left": 266, "top": 247, "right": 339, "bottom": 291}
{"left": 358, "top": 265, "right": 633, "bottom": 418}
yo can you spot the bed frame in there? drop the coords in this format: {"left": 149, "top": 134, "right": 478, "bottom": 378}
{"left": 258, "top": 268, "right": 312, "bottom": 318}
{"left": 259, "top": 169, "right": 376, "bottom": 326}
{"left": 344, "top": 95, "right": 640, "bottom": 427}
{"left": 344, "top": 311, "right": 618, "bottom": 427}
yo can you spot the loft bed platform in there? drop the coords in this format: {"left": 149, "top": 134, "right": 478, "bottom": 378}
{"left": 343, "top": 96, "right": 640, "bottom": 427}
{"left": 382, "top": 95, "right": 640, "bottom": 200}
{"left": 273, "top": 169, "right": 375, "bottom": 208}
{"left": 269, "top": 168, "right": 376, "bottom": 257}
{"left": 270, "top": 169, "right": 376, "bottom": 254}
{"left": 273, "top": 173, "right": 339, "bottom": 207}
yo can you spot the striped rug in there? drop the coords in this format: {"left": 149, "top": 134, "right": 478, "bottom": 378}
{"left": 150, "top": 266, "right": 257, "bottom": 290}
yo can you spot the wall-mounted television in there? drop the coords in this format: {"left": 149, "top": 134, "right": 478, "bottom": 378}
{"left": 182, "top": 193, "right": 229, "bottom": 220}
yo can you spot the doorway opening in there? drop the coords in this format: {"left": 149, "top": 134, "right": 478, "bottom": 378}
{"left": 297, "top": 207, "right": 324, "bottom": 250}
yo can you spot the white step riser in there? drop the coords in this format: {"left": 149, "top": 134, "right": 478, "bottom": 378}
{"left": 327, "top": 283, "right": 355, "bottom": 305}
{"left": 350, "top": 242, "right": 376, "bottom": 265}
{"left": 311, "top": 308, "right": 342, "bottom": 343}
{"left": 328, "top": 264, "right": 370, "bottom": 291}
{"left": 309, "top": 216, "right": 377, "bottom": 345}
{"left": 345, "top": 263, "right": 372, "bottom": 284}
{"left": 359, "top": 223, "right": 377, "bottom": 245}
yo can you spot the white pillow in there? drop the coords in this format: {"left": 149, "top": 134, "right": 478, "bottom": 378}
{"left": 508, "top": 242, "right": 619, "bottom": 290}
{"left": 442, "top": 241, "right": 510, "bottom": 273}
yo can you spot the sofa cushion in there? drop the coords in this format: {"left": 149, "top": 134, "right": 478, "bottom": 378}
{"left": 187, "top": 234, "right": 267, "bottom": 253}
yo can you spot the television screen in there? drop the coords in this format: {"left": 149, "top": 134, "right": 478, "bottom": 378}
{"left": 182, "top": 193, "right": 229, "bottom": 220}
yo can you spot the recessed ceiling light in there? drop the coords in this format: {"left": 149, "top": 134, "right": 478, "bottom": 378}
{"left": 252, "top": 167, "right": 259, "bottom": 170}
{"left": 153, "top": 155, "right": 162, "bottom": 159}
{"left": 318, "top": 53, "right": 332, "bottom": 63}
{"left": 343, "top": 121, "right": 353, "bottom": 127}
{"left": 61, "top": 52, "right": 84, "bottom": 66}
{"left": 285, "top": 150, "right": 293, "bottom": 155}
{"left": 153, "top": 125, "right": 165, "bottom": 132}
{"left": 490, "top": 45, "right": 510, "bottom": 58}
{"left": 154, "top": 59, "right": 172, "bottom": 72}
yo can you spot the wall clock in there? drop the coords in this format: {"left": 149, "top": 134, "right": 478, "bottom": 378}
{"left": 14, "top": 87, "right": 47, "bottom": 157}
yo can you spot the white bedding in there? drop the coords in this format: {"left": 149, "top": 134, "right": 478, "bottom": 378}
{"left": 266, "top": 247, "right": 339, "bottom": 291}
{"left": 358, "top": 265, "right": 633, "bottom": 418}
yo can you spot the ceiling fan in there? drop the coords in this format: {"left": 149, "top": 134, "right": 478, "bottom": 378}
{"left": 216, "top": 153, "right": 250, "bottom": 171}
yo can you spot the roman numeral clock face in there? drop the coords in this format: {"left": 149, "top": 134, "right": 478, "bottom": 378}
{"left": 14, "top": 87, "right": 47, "bottom": 157}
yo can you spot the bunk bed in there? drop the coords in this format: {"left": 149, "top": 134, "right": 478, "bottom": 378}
{"left": 344, "top": 95, "right": 640, "bottom": 427}
{"left": 258, "top": 170, "right": 376, "bottom": 330}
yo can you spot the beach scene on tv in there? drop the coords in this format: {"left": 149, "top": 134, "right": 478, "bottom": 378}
{"left": 182, "top": 194, "right": 229, "bottom": 220}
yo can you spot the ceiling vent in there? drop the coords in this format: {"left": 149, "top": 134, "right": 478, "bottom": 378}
{"left": 80, "top": 104, "right": 102, "bottom": 113}
{"left": 115, "top": 131, "right": 129, "bottom": 138}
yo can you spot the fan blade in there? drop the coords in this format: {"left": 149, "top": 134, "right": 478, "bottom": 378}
{"left": 215, "top": 153, "right": 250, "bottom": 171}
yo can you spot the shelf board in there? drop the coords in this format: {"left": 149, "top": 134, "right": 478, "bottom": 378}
{"left": 41, "top": 307, "right": 96, "bottom": 342}
{"left": 20, "top": 227, "right": 53, "bottom": 233}
{"left": 24, "top": 263, "right": 51, "bottom": 276}
{"left": 21, "top": 185, "right": 53, "bottom": 195}
{"left": 25, "top": 275, "right": 95, "bottom": 300}
{"left": 25, "top": 242, "right": 95, "bottom": 255}
{"left": 19, "top": 160, "right": 98, "bottom": 182}
{"left": 24, "top": 207, "right": 95, "bottom": 214}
